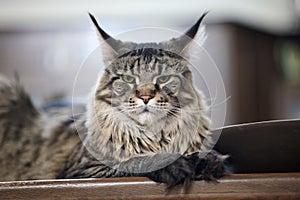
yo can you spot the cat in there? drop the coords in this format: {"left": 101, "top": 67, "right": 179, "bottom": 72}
{"left": 0, "top": 13, "right": 229, "bottom": 188}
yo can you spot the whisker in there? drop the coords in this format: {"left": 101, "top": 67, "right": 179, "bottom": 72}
{"left": 206, "top": 96, "right": 231, "bottom": 110}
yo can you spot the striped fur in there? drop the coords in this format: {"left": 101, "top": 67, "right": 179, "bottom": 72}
{"left": 0, "top": 75, "right": 83, "bottom": 181}
{"left": 0, "top": 14, "right": 229, "bottom": 187}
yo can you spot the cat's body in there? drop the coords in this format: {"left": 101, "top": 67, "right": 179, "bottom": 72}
{"left": 0, "top": 13, "right": 228, "bottom": 187}
{"left": 0, "top": 76, "right": 83, "bottom": 180}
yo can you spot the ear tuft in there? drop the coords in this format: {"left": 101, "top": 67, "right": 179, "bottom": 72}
{"left": 88, "top": 13, "right": 137, "bottom": 66}
{"left": 185, "top": 11, "right": 208, "bottom": 40}
{"left": 161, "top": 12, "right": 208, "bottom": 57}
{"left": 88, "top": 13, "right": 111, "bottom": 41}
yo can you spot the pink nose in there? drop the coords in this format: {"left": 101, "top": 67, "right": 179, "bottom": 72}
{"left": 139, "top": 95, "right": 153, "bottom": 104}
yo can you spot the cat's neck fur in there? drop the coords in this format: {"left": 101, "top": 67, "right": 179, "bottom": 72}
{"left": 85, "top": 78, "right": 206, "bottom": 163}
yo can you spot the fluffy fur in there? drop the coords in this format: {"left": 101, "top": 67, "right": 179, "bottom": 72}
{"left": 0, "top": 13, "right": 229, "bottom": 188}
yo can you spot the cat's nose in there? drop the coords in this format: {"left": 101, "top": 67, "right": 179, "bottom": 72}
{"left": 139, "top": 95, "right": 153, "bottom": 104}
{"left": 136, "top": 84, "right": 156, "bottom": 104}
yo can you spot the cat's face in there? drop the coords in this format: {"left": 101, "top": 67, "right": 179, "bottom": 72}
{"left": 89, "top": 13, "right": 207, "bottom": 128}
{"left": 97, "top": 48, "right": 196, "bottom": 126}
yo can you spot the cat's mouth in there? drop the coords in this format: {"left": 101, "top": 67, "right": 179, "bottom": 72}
{"left": 141, "top": 107, "right": 150, "bottom": 113}
{"left": 139, "top": 105, "right": 158, "bottom": 114}
{"left": 138, "top": 105, "right": 165, "bottom": 115}
{"left": 128, "top": 105, "right": 168, "bottom": 126}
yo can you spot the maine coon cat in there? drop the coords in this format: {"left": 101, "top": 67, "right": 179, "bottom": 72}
{"left": 0, "top": 13, "right": 228, "bottom": 188}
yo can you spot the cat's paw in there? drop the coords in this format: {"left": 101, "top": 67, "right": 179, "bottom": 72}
{"left": 145, "top": 156, "right": 195, "bottom": 189}
{"left": 145, "top": 151, "right": 230, "bottom": 189}
{"left": 189, "top": 150, "right": 230, "bottom": 182}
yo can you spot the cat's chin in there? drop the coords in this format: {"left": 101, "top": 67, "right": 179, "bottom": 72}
{"left": 133, "top": 110, "right": 165, "bottom": 127}
{"left": 137, "top": 111, "right": 155, "bottom": 126}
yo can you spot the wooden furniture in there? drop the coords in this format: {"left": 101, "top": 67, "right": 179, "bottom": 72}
{"left": 0, "top": 173, "right": 299, "bottom": 199}
{"left": 0, "top": 120, "right": 299, "bottom": 199}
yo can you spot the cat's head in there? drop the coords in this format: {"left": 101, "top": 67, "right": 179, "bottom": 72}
{"left": 90, "top": 13, "right": 207, "bottom": 127}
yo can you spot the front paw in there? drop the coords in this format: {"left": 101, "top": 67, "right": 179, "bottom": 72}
{"left": 145, "top": 156, "right": 195, "bottom": 189}
{"left": 189, "top": 150, "right": 230, "bottom": 181}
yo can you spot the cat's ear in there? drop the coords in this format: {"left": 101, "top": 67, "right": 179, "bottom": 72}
{"left": 89, "top": 13, "right": 129, "bottom": 66}
{"left": 162, "top": 12, "right": 208, "bottom": 57}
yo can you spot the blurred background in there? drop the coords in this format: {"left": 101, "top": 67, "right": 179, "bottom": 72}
{"left": 0, "top": 0, "right": 299, "bottom": 126}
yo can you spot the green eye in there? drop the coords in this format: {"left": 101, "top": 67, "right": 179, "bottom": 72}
{"left": 158, "top": 75, "right": 170, "bottom": 83}
{"left": 122, "top": 75, "right": 135, "bottom": 83}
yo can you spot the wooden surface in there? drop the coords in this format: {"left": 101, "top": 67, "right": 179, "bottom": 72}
{"left": 0, "top": 173, "right": 299, "bottom": 199}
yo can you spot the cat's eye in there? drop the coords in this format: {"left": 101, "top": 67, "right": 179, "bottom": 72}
{"left": 122, "top": 75, "right": 135, "bottom": 83}
{"left": 158, "top": 75, "right": 170, "bottom": 83}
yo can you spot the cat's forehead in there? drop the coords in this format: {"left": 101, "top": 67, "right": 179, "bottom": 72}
{"left": 109, "top": 48, "right": 188, "bottom": 75}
